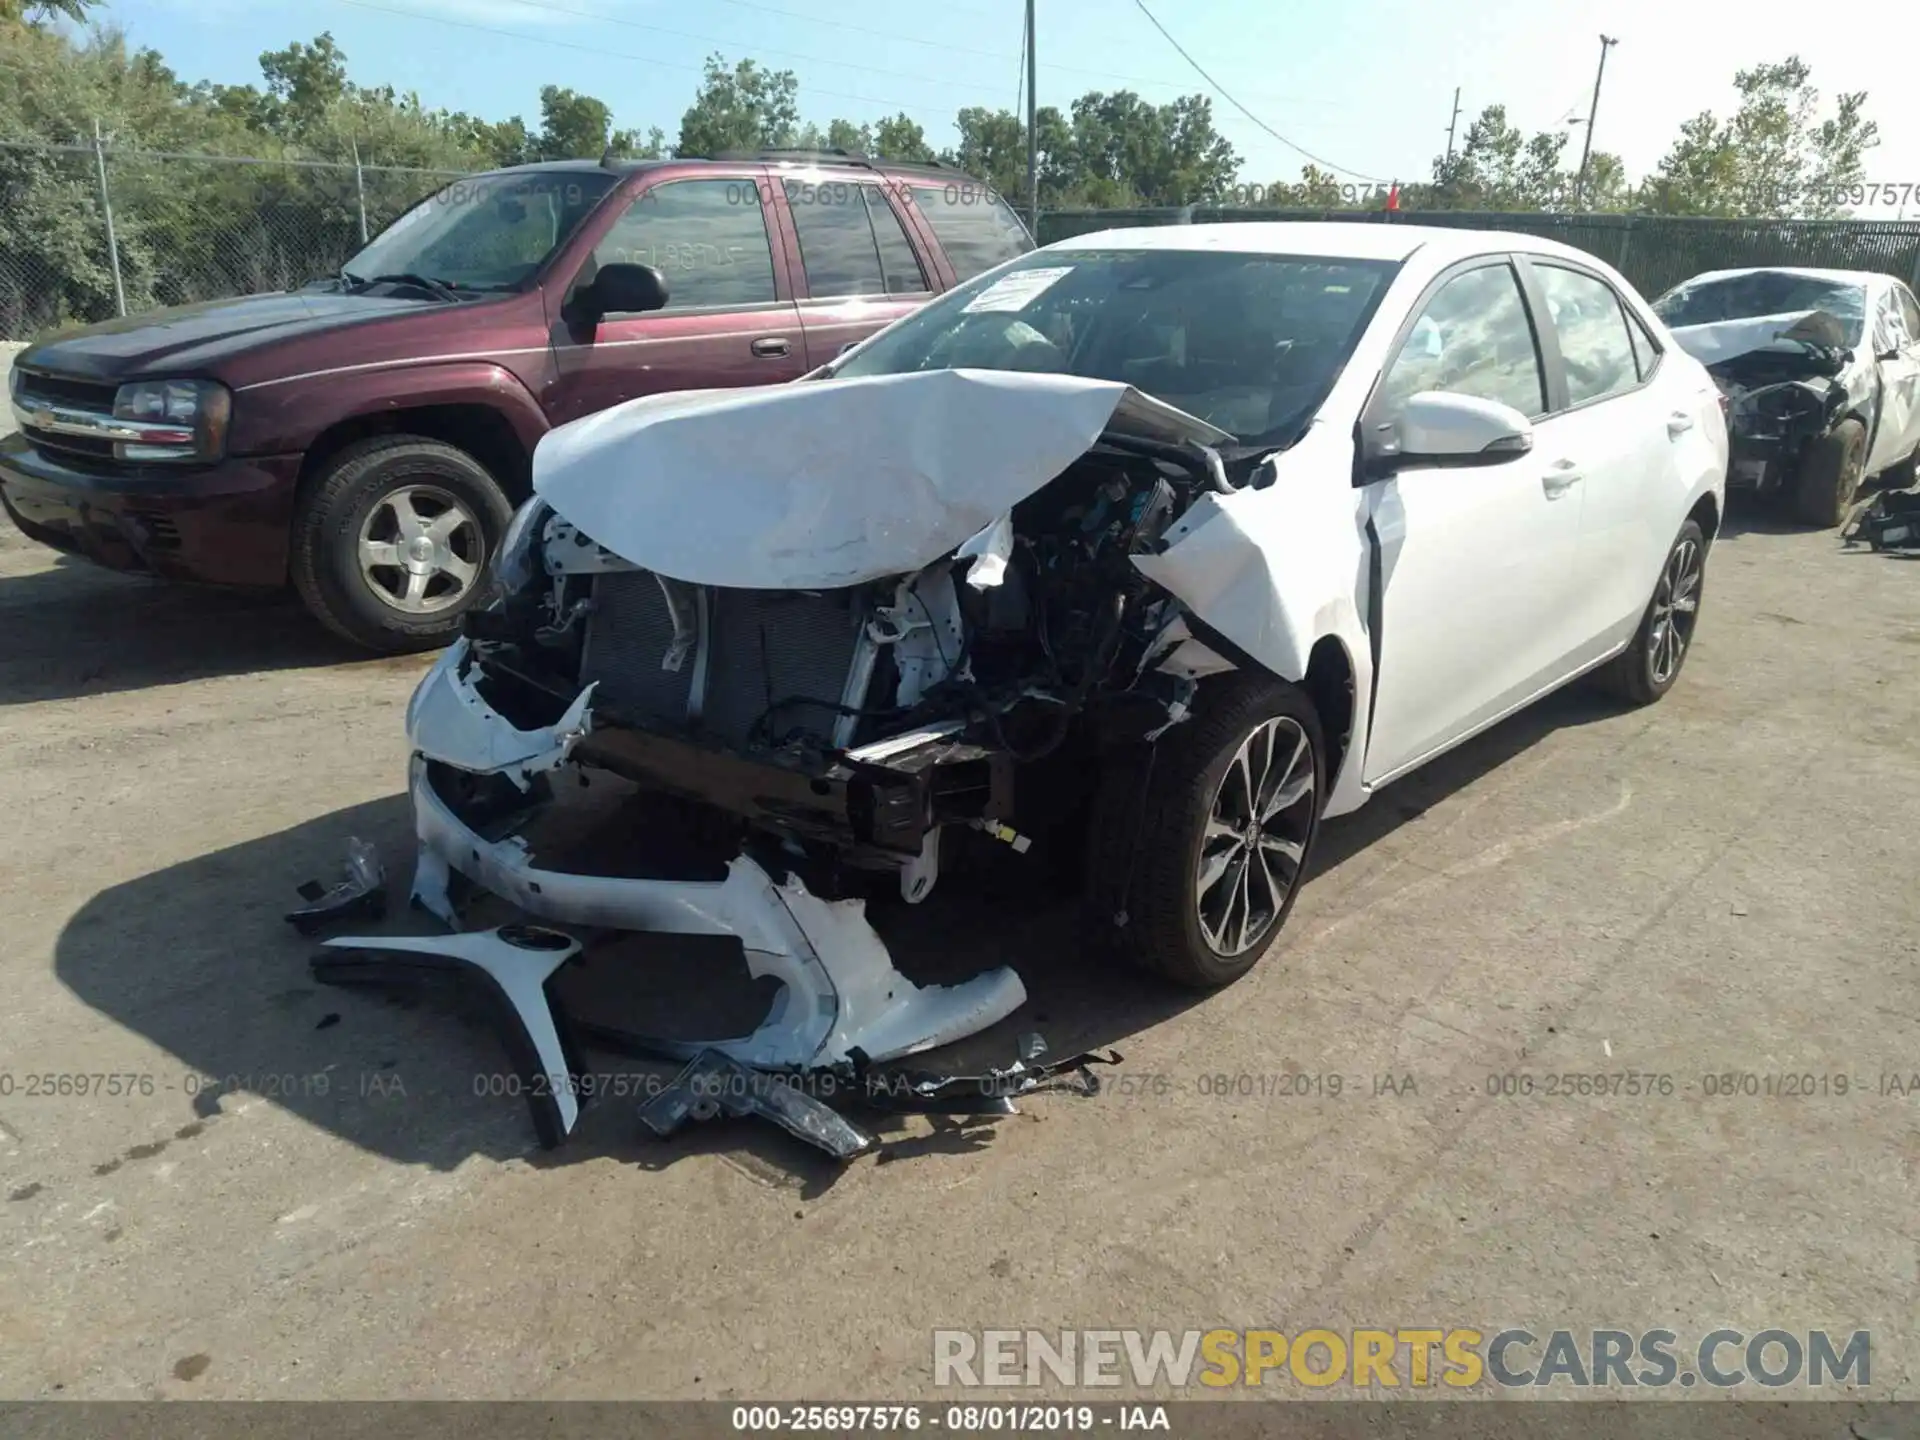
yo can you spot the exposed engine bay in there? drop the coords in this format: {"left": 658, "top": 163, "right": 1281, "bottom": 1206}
{"left": 319, "top": 369, "right": 1270, "bottom": 1151}
{"left": 459, "top": 429, "right": 1243, "bottom": 879}
{"left": 1668, "top": 310, "right": 1862, "bottom": 493}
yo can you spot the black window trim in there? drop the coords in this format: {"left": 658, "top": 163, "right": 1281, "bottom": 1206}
{"left": 1354, "top": 253, "right": 1551, "bottom": 486}
{"left": 579, "top": 174, "right": 785, "bottom": 319}
{"left": 1513, "top": 253, "right": 1666, "bottom": 416}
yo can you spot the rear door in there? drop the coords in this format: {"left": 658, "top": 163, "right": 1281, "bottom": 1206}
{"left": 1519, "top": 256, "right": 1692, "bottom": 657}
{"left": 775, "top": 175, "right": 938, "bottom": 368}
{"left": 1869, "top": 282, "right": 1920, "bottom": 472}
{"left": 1360, "top": 258, "right": 1588, "bottom": 785}
{"left": 904, "top": 181, "right": 1035, "bottom": 285}
{"left": 545, "top": 171, "right": 808, "bottom": 426}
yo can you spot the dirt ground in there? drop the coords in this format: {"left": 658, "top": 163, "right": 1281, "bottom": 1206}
{"left": 1, "top": 499, "right": 1917, "bottom": 1402}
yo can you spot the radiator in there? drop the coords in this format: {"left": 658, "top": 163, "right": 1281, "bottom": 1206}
{"left": 580, "top": 572, "right": 871, "bottom": 749}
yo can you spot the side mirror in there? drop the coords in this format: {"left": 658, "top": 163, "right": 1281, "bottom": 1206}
{"left": 573, "top": 262, "right": 669, "bottom": 322}
{"left": 1367, "top": 391, "right": 1533, "bottom": 476}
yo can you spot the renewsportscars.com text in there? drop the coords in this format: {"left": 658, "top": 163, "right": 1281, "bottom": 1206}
{"left": 932, "top": 1327, "right": 1870, "bottom": 1389}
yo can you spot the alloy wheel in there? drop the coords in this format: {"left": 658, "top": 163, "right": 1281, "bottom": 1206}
{"left": 357, "top": 484, "right": 485, "bottom": 614}
{"left": 1195, "top": 716, "right": 1316, "bottom": 957}
{"left": 1648, "top": 535, "right": 1702, "bottom": 686}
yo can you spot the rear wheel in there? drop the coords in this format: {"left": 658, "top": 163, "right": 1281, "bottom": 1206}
{"left": 291, "top": 435, "right": 514, "bottom": 653}
{"left": 1793, "top": 418, "right": 1867, "bottom": 528}
{"left": 1594, "top": 518, "right": 1706, "bottom": 707}
{"left": 1084, "top": 675, "right": 1324, "bottom": 989}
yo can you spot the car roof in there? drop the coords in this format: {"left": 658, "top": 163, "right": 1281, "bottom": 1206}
{"left": 1044, "top": 221, "right": 1622, "bottom": 271}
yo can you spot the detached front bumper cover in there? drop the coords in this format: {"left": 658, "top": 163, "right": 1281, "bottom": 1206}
{"left": 317, "top": 656, "right": 1029, "bottom": 1150}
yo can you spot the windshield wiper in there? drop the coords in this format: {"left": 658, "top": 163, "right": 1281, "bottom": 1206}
{"left": 340, "top": 270, "right": 462, "bottom": 302}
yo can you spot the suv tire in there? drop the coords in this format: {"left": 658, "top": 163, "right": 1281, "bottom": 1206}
{"left": 1793, "top": 418, "right": 1867, "bottom": 528}
{"left": 1084, "top": 674, "right": 1324, "bottom": 989}
{"left": 291, "top": 435, "right": 514, "bottom": 653}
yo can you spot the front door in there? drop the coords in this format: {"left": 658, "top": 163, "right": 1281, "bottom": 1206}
{"left": 1361, "top": 260, "right": 1587, "bottom": 785}
{"left": 545, "top": 173, "right": 808, "bottom": 427}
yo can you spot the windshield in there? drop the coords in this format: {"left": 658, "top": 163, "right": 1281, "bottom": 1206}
{"left": 1653, "top": 271, "right": 1866, "bottom": 347}
{"left": 340, "top": 170, "right": 618, "bottom": 293}
{"left": 831, "top": 247, "right": 1400, "bottom": 446}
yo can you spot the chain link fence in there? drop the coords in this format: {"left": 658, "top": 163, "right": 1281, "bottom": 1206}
{"left": 1036, "top": 206, "right": 1920, "bottom": 300}
{"left": 0, "top": 135, "right": 472, "bottom": 341}
{"left": 11, "top": 139, "right": 1920, "bottom": 343}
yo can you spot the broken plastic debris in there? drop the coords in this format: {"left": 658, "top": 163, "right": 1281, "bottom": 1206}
{"left": 955, "top": 512, "right": 1014, "bottom": 590}
{"left": 639, "top": 1050, "right": 877, "bottom": 1160}
{"left": 285, "top": 838, "right": 387, "bottom": 936}
{"left": 852, "top": 1035, "right": 1122, "bottom": 1115}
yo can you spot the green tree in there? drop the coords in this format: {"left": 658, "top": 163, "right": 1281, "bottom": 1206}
{"left": 676, "top": 54, "right": 799, "bottom": 157}
{"left": 256, "top": 33, "right": 348, "bottom": 139}
{"left": 1645, "top": 56, "right": 1877, "bottom": 217}
{"left": 534, "top": 84, "right": 635, "bottom": 159}
{"left": 0, "top": 0, "right": 97, "bottom": 24}
{"left": 872, "top": 113, "right": 933, "bottom": 162}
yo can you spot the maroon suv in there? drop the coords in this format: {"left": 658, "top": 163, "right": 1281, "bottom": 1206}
{"left": 1, "top": 152, "right": 1033, "bottom": 650}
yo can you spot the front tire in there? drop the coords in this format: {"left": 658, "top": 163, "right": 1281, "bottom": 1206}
{"left": 1595, "top": 518, "right": 1706, "bottom": 707}
{"left": 1793, "top": 418, "right": 1867, "bottom": 528}
{"left": 290, "top": 435, "right": 514, "bottom": 653}
{"left": 1084, "top": 675, "right": 1324, "bottom": 989}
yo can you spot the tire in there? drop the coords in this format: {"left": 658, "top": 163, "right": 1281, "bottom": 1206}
{"left": 1594, "top": 518, "right": 1706, "bottom": 707}
{"left": 1083, "top": 674, "right": 1324, "bottom": 989}
{"left": 290, "top": 435, "right": 515, "bottom": 653}
{"left": 1793, "top": 418, "right": 1867, "bottom": 528}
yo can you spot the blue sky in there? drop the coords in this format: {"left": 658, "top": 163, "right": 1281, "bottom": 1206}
{"left": 96, "top": 0, "right": 1920, "bottom": 214}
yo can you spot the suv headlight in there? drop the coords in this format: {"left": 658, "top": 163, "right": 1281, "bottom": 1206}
{"left": 111, "top": 379, "right": 232, "bottom": 462}
{"left": 491, "top": 496, "right": 552, "bottom": 600}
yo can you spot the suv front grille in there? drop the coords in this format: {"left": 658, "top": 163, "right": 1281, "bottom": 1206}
{"left": 17, "top": 370, "right": 117, "bottom": 412}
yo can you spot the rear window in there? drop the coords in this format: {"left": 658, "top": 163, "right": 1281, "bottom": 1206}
{"left": 1653, "top": 271, "right": 1867, "bottom": 348}
{"left": 910, "top": 184, "right": 1033, "bottom": 281}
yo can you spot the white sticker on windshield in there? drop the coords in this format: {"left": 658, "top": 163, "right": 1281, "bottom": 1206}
{"left": 963, "top": 266, "right": 1073, "bottom": 314}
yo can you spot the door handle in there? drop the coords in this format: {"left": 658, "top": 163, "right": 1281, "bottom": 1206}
{"left": 1667, "top": 411, "right": 1695, "bottom": 436}
{"left": 1542, "top": 460, "right": 1582, "bottom": 498}
{"left": 750, "top": 336, "right": 791, "bottom": 358}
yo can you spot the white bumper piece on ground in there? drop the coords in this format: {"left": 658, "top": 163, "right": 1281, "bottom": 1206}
{"left": 320, "top": 652, "right": 1028, "bottom": 1146}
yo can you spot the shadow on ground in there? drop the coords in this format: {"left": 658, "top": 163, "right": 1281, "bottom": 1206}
{"left": 53, "top": 682, "right": 1621, "bottom": 1189}
{"left": 0, "top": 553, "right": 366, "bottom": 705}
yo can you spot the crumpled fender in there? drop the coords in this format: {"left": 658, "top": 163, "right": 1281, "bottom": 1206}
{"left": 406, "top": 636, "right": 594, "bottom": 788}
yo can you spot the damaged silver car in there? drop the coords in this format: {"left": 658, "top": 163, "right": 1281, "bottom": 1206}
{"left": 1654, "top": 267, "right": 1920, "bottom": 526}
{"left": 331, "top": 225, "right": 1726, "bottom": 1146}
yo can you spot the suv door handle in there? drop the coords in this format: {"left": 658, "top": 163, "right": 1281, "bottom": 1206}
{"left": 1542, "top": 460, "right": 1582, "bottom": 498}
{"left": 1667, "top": 411, "right": 1695, "bottom": 436}
{"left": 750, "top": 336, "right": 791, "bottom": 358}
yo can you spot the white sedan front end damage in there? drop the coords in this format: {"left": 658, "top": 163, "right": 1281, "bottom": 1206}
{"left": 319, "top": 367, "right": 1258, "bottom": 1150}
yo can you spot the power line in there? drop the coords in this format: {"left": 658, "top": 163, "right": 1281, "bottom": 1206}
{"left": 1128, "top": 0, "right": 1384, "bottom": 182}
{"left": 329, "top": 0, "right": 955, "bottom": 120}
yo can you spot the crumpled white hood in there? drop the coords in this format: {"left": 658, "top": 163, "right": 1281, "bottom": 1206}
{"left": 531, "top": 367, "right": 1229, "bottom": 589}
{"left": 1668, "top": 309, "right": 1852, "bottom": 368}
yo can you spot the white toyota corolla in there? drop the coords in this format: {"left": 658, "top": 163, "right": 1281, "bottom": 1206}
{"left": 328, "top": 223, "right": 1728, "bottom": 1143}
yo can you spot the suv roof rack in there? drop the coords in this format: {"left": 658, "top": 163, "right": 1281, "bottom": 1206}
{"left": 715, "top": 149, "right": 957, "bottom": 176}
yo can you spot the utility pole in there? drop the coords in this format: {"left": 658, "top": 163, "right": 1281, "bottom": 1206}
{"left": 1574, "top": 34, "right": 1618, "bottom": 209}
{"left": 1024, "top": 0, "right": 1038, "bottom": 234}
{"left": 1444, "top": 87, "right": 1462, "bottom": 161}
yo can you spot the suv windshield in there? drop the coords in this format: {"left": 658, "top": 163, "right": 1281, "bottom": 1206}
{"left": 832, "top": 248, "right": 1398, "bottom": 447}
{"left": 1653, "top": 271, "right": 1867, "bottom": 347}
{"left": 340, "top": 170, "right": 618, "bottom": 293}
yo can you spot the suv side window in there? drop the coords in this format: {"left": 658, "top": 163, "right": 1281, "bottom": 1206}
{"left": 909, "top": 184, "right": 1033, "bottom": 280}
{"left": 1377, "top": 262, "right": 1546, "bottom": 419}
{"left": 865, "top": 188, "right": 929, "bottom": 295}
{"left": 1535, "top": 263, "right": 1640, "bottom": 406}
{"left": 783, "top": 180, "right": 928, "bottom": 297}
{"left": 590, "top": 179, "right": 778, "bottom": 311}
